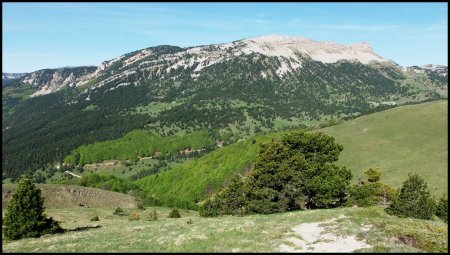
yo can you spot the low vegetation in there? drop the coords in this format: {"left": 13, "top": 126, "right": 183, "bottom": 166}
{"left": 145, "top": 210, "right": 158, "bottom": 221}
{"left": 113, "top": 207, "right": 126, "bottom": 216}
{"left": 348, "top": 168, "right": 397, "bottom": 207}
{"left": 2, "top": 206, "right": 447, "bottom": 252}
{"left": 168, "top": 208, "right": 181, "bottom": 218}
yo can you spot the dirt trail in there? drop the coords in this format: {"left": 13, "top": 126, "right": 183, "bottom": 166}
{"left": 65, "top": 171, "right": 81, "bottom": 178}
{"left": 278, "top": 214, "right": 372, "bottom": 252}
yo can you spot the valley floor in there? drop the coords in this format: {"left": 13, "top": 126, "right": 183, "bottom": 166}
{"left": 2, "top": 206, "right": 447, "bottom": 252}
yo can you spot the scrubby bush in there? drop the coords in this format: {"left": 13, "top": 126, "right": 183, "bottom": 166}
{"left": 168, "top": 208, "right": 181, "bottom": 218}
{"left": 4, "top": 176, "right": 63, "bottom": 240}
{"left": 436, "top": 194, "right": 448, "bottom": 223}
{"left": 349, "top": 168, "right": 397, "bottom": 207}
{"left": 113, "top": 207, "right": 126, "bottom": 216}
{"left": 365, "top": 168, "right": 381, "bottom": 183}
{"left": 128, "top": 211, "right": 140, "bottom": 221}
{"left": 137, "top": 202, "right": 146, "bottom": 210}
{"left": 90, "top": 215, "right": 100, "bottom": 221}
{"left": 385, "top": 173, "right": 436, "bottom": 220}
{"left": 145, "top": 210, "right": 158, "bottom": 221}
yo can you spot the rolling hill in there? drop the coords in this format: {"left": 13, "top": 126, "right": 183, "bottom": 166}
{"left": 323, "top": 100, "right": 448, "bottom": 196}
{"left": 135, "top": 100, "right": 447, "bottom": 209}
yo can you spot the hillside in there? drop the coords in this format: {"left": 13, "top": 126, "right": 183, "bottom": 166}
{"left": 322, "top": 100, "right": 448, "bottom": 196}
{"left": 2, "top": 184, "right": 136, "bottom": 209}
{"left": 64, "top": 130, "right": 214, "bottom": 165}
{"left": 135, "top": 100, "right": 447, "bottom": 209}
{"left": 2, "top": 206, "right": 447, "bottom": 252}
{"left": 2, "top": 35, "right": 447, "bottom": 181}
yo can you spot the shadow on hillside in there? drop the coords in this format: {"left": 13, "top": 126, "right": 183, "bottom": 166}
{"left": 66, "top": 225, "right": 102, "bottom": 232}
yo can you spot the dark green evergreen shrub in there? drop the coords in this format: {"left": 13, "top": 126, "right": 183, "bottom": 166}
{"left": 436, "top": 195, "right": 448, "bottom": 223}
{"left": 349, "top": 183, "right": 378, "bottom": 207}
{"left": 4, "top": 176, "right": 63, "bottom": 240}
{"left": 199, "top": 198, "right": 220, "bottom": 217}
{"left": 168, "top": 208, "right": 181, "bottom": 218}
{"left": 385, "top": 173, "right": 436, "bottom": 220}
{"left": 113, "top": 207, "right": 126, "bottom": 216}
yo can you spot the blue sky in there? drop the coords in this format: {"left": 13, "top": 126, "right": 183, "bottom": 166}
{"left": 3, "top": 2, "right": 448, "bottom": 73}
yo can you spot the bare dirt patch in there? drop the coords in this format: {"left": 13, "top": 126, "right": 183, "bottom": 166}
{"left": 278, "top": 214, "right": 372, "bottom": 252}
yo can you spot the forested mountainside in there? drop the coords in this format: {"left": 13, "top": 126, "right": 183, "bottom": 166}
{"left": 2, "top": 35, "right": 447, "bottom": 181}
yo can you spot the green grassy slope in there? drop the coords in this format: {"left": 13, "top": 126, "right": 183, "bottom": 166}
{"left": 2, "top": 206, "right": 447, "bottom": 252}
{"left": 322, "top": 100, "right": 448, "bottom": 196}
{"left": 2, "top": 184, "right": 136, "bottom": 209}
{"left": 135, "top": 100, "right": 447, "bottom": 208}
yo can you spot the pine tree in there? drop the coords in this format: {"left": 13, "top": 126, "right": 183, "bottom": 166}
{"left": 385, "top": 173, "right": 436, "bottom": 220}
{"left": 4, "top": 175, "right": 62, "bottom": 240}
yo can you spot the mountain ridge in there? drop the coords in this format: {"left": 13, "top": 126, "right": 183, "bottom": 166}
{"left": 6, "top": 35, "right": 446, "bottom": 96}
{"left": 2, "top": 34, "right": 447, "bottom": 181}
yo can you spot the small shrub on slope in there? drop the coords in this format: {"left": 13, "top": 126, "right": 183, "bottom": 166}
{"left": 129, "top": 211, "right": 141, "bottom": 221}
{"left": 168, "top": 208, "right": 181, "bottom": 218}
{"left": 145, "top": 210, "right": 158, "bottom": 221}
{"left": 113, "top": 207, "right": 127, "bottom": 216}
{"left": 385, "top": 173, "right": 436, "bottom": 220}
{"left": 349, "top": 168, "right": 397, "bottom": 207}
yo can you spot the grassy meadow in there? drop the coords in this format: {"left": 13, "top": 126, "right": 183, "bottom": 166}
{"left": 2, "top": 206, "right": 447, "bottom": 252}
{"left": 323, "top": 100, "right": 448, "bottom": 196}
